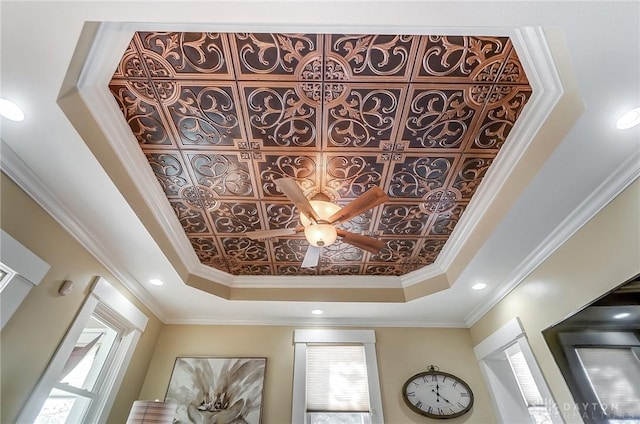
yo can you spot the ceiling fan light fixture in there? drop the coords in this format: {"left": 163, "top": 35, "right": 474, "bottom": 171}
{"left": 299, "top": 200, "right": 342, "bottom": 227}
{"left": 304, "top": 223, "right": 338, "bottom": 247}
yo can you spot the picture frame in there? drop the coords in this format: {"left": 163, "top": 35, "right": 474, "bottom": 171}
{"left": 165, "top": 357, "right": 267, "bottom": 424}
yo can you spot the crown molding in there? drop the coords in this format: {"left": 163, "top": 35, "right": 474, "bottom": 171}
{"left": 163, "top": 316, "right": 468, "bottom": 328}
{"left": 435, "top": 26, "right": 563, "bottom": 272}
{"left": 464, "top": 149, "right": 640, "bottom": 327}
{"left": 0, "top": 141, "right": 170, "bottom": 322}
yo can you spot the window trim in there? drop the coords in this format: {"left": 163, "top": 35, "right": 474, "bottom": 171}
{"left": 0, "top": 229, "right": 50, "bottom": 329}
{"left": 474, "top": 318, "right": 563, "bottom": 424}
{"left": 292, "top": 329, "right": 384, "bottom": 424}
{"left": 557, "top": 330, "right": 640, "bottom": 423}
{"left": 17, "top": 276, "right": 147, "bottom": 423}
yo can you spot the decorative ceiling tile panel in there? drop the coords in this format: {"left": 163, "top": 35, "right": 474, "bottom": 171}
{"left": 239, "top": 82, "right": 321, "bottom": 149}
{"left": 135, "top": 32, "right": 235, "bottom": 78}
{"left": 109, "top": 31, "right": 532, "bottom": 276}
{"left": 164, "top": 83, "right": 246, "bottom": 147}
{"left": 325, "top": 34, "right": 419, "bottom": 81}
{"left": 413, "top": 36, "right": 511, "bottom": 83}
{"left": 399, "top": 85, "right": 481, "bottom": 150}
{"left": 145, "top": 151, "right": 192, "bottom": 197}
{"left": 230, "top": 33, "right": 323, "bottom": 80}
{"left": 323, "top": 83, "right": 406, "bottom": 149}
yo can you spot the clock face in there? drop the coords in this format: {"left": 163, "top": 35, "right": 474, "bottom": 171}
{"left": 402, "top": 370, "right": 474, "bottom": 419}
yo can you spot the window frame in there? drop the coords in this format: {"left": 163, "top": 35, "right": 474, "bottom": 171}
{"left": 474, "top": 318, "right": 563, "bottom": 424}
{"left": 1, "top": 229, "right": 51, "bottom": 330}
{"left": 17, "top": 276, "right": 148, "bottom": 424}
{"left": 557, "top": 331, "right": 640, "bottom": 423}
{"left": 292, "top": 329, "right": 384, "bottom": 424}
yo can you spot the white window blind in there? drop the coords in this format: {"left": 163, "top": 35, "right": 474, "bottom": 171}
{"left": 507, "top": 350, "right": 545, "bottom": 406}
{"left": 576, "top": 347, "right": 640, "bottom": 419}
{"left": 306, "top": 345, "right": 370, "bottom": 413}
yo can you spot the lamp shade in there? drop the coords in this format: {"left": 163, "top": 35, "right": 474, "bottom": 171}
{"left": 126, "top": 400, "right": 176, "bottom": 424}
{"left": 304, "top": 223, "right": 338, "bottom": 247}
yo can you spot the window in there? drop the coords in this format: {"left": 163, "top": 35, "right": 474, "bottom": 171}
{"left": 292, "top": 330, "right": 383, "bottom": 424}
{"left": 474, "top": 318, "right": 562, "bottom": 424}
{"left": 555, "top": 331, "right": 640, "bottom": 424}
{"left": 1, "top": 229, "right": 50, "bottom": 330}
{"left": 505, "top": 345, "right": 553, "bottom": 424}
{"left": 17, "top": 277, "right": 147, "bottom": 424}
{"left": 576, "top": 347, "right": 640, "bottom": 422}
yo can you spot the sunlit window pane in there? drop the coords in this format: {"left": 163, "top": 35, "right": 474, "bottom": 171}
{"left": 33, "top": 388, "right": 91, "bottom": 424}
{"left": 306, "top": 345, "right": 370, "bottom": 413}
{"left": 33, "top": 313, "right": 120, "bottom": 423}
{"left": 308, "top": 412, "right": 372, "bottom": 424}
{"left": 576, "top": 347, "right": 640, "bottom": 419}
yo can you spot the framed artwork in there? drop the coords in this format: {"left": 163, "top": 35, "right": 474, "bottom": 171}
{"left": 165, "top": 357, "right": 267, "bottom": 424}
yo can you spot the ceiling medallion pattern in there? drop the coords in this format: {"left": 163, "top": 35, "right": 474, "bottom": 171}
{"left": 109, "top": 32, "right": 531, "bottom": 276}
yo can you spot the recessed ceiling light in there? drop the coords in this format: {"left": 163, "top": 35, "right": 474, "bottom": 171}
{"left": 311, "top": 309, "right": 323, "bottom": 315}
{"left": 472, "top": 283, "right": 487, "bottom": 290}
{"left": 0, "top": 98, "right": 25, "bottom": 122}
{"left": 149, "top": 278, "right": 164, "bottom": 286}
{"left": 616, "top": 107, "right": 640, "bottom": 129}
{"left": 613, "top": 312, "right": 630, "bottom": 319}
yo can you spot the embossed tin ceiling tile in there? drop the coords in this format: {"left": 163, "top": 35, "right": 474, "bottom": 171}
{"left": 387, "top": 155, "right": 458, "bottom": 199}
{"left": 182, "top": 152, "right": 255, "bottom": 198}
{"left": 320, "top": 263, "right": 362, "bottom": 276}
{"left": 399, "top": 84, "right": 483, "bottom": 150}
{"left": 220, "top": 236, "right": 269, "bottom": 262}
{"left": 376, "top": 203, "right": 430, "bottom": 235}
{"left": 325, "top": 34, "right": 420, "bottom": 82}
{"left": 468, "top": 85, "right": 533, "bottom": 150}
{"left": 369, "top": 238, "right": 419, "bottom": 262}
{"left": 110, "top": 30, "right": 533, "bottom": 277}
{"left": 273, "top": 238, "right": 309, "bottom": 263}
{"left": 170, "top": 199, "right": 214, "bottom": 235}
{"left": 323, "top": 242, "right": 366, "bottom": 262}
{"left": 365, "top": 264, "right": 405, "bottom": 276}
{"left": 323, "top": 83, "right": 407, "bottom": 150}
{"left": 324, "top": 154, "right": 387, "bottom": 199}
{"left": 412, "top": 35, "right": 512, "bottom": 83}
{"left": 135, "top": 32, "right": 235, "bottom": 79}
{"left": 238, "top": 81, "right": 321, "bottom": 149}
{"left": 429, "top": 203, "right": 468, "bottom": 236}
{"left": 451, "top": 155, "right": 495, "bottom": 200}
{"left": 497, "top": 44, "right": 529, "bottom": 85}
{"left": 111, "top": 40, "right": 145, "bottom": 80}
{"left": 262, "top": 201, "right": 299, "bottom": 230}
{"left": 162, "top": 82, "right": 246, "bottom": 148}
{"left": 145, "top": 150, "right": 193, "bottom": 197}
{"left": 109, "top": 81, "right": 174, "bottom": 146}
{"left": 254, "top": 154, "right": 320, "bottom": 197}
{"left": 209, "top": 202, "right": 261, "bottom": 234}
{"left": 418, "top": 238, "right": 447, "bottom": 264}
{"left": 229, "top": 33, "right": 324, "bottom": 81}
{"left": 276, "top": 264, "right": 317, "bottom": 276}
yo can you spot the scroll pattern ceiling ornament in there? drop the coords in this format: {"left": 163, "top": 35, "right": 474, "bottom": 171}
{"left": 109, "top": 32, "right": 531, "bottom": 276}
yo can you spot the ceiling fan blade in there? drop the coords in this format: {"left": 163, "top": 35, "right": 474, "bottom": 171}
{"left": 301, "top": 245, "right": 321, "bottom": 268}
{"left": 244, "top": 227, "right": 299, "bottom": 240}
{"left": 336, "top": 229, "right": 386, "bottom": 254}
{"left": 327, "top": 186, "right": 389, "bottom": 224}
{"left": 274, "top": 177, "right": 320, "bottom": 223}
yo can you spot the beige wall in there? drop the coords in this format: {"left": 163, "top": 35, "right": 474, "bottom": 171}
{"left": 140, "top": 325, "right": 496, "bottom": 423}
{"left": 0, "top": 172, "right": 164, "bottom": 423}
{"left": 470, "top": 179, "right": 640, "bottom": 423}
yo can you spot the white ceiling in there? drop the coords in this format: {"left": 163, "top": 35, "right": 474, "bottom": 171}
{"left": 1, "top": 1, "right": 639, "bottom": 327}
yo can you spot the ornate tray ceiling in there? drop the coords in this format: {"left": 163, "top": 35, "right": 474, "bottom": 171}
{"left": 109, "top": 32, "right": 531, "bottom": 277}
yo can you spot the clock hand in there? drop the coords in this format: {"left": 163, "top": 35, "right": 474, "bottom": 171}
{"left": 431, "top": 389, "right": 453, "bottom": 405}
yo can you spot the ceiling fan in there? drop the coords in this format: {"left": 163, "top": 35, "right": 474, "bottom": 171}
{"left": 244, "top": 178, "right": 389, "bottom": 268}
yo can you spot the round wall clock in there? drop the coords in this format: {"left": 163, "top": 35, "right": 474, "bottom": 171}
{"left": 402, "top": 365, "right": 474, "bottom": 419}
